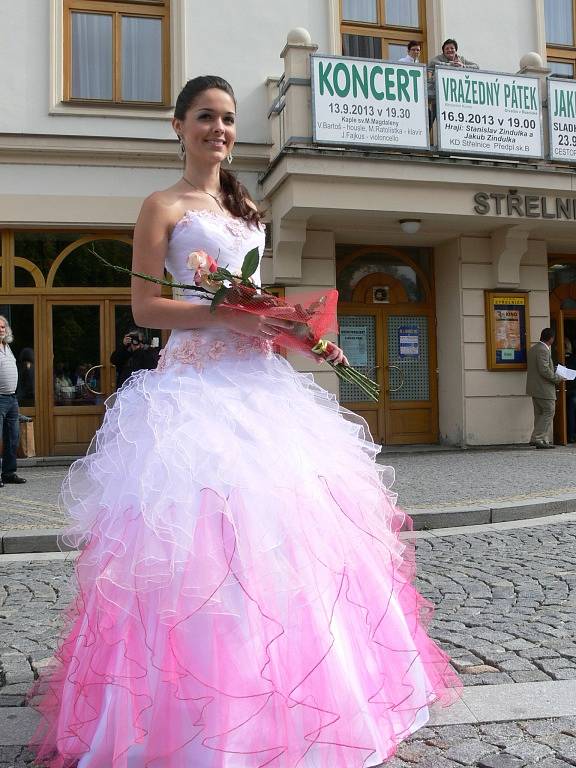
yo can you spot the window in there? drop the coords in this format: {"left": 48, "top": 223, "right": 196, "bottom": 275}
{"left": 545, "top": 0, "right": 576, "bottom": 78}
{"left": 64, "top": 0, "right": 170, "bottom": 105}
{"left": 340, "top": 0, "right": 425, "bottom": 62}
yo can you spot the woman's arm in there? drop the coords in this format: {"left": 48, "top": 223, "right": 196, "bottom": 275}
{"left": 131, "top": 195, "right": 291, "bottom": 338}
{"left": 131, "top": 194, "right": 216, "bottom": 329}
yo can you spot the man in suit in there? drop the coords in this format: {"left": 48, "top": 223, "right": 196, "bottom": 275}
{"left": 526, "top": 328, "right": 562, "bottom": 448}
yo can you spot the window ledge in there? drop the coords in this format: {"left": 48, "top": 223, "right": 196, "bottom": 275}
{"left": 49, "top": 102, "right": 174, "bottom": 120}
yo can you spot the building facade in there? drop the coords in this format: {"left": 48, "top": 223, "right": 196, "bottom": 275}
{"left": 1, "top": 0, "right": 576, "bottom": 454}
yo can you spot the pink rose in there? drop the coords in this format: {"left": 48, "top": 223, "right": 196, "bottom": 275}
{"left": 186, "top": 250, "right": 219, "bottom": 287}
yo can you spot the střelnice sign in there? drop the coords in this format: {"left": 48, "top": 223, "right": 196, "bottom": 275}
{"left": 311, "top": 54, "right": 429, "bottom": 150}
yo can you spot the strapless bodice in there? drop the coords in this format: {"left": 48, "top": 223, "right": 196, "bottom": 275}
{"left": 161, "top": 208, "right": 271, "bottom": 367}
{"left": 166, "top": 209, "right": 265, "bottom": 304}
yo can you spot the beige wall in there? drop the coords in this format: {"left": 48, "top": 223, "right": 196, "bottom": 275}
{"left": 439, "top": 0, "right": 540, "bottom": 72}
{"left": 284, "top": 230, "right": 339, "bottom": 397}
{"left": 435, "top": 238, "right": 465, "bottom": 445}
{"left": 447, "top": 236, "right": 549, "bottom": 446}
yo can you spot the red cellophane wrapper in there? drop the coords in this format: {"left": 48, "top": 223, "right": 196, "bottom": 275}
{"left": 222, "top": 284, "right": 339, "bottom": 355}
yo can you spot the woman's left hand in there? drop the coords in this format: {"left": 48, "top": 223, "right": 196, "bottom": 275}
{"left": 324, "top": 342, "right": 349, "bottom": 366}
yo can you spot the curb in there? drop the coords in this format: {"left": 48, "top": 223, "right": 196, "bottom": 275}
{"left": 408, "top": 493, "right": 576, "bottom": 530}
{"left": 2, "top": 495, "right": 576, "bottom": 552}
{"left": 1, "top": 528, "right": 75, "bottom": 555}
{"left": 19, "top": 456, "right": 76, "bottom": 468}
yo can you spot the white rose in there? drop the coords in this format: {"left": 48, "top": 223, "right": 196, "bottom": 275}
{"left": 186, "top": 250, "right": 209, "bottom": 272}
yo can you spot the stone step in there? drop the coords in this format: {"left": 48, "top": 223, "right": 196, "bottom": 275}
{"left": 3, "top": 680, "right": 576, "bottom": 746}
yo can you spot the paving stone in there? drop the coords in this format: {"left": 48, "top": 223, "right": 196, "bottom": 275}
{"left": 377, "top": 758, "right": 411, "bottom": 768}
{"left": 397, "top": 740, "right": 440, "bottom": 762}
{"left": 518, "top": 648, "right": 561, "bottom": 660}
{"left": 520, "top": 719, "right": 568, "bottom": 737}
{"left": 459, "top": 664, "right": 500, "bottom": 675}
{"left": 497, "top": 658, "right": 537, "bottom": 672}
{"left": 444, "top": 739, "right": 499, "bottom": 764}
{"left": 509, "top": 670, "right": 552, "bottom": 683}
{"left": 557, "top": 716, "right": 576, "bottom": 736}
{"left": 538, "top": 734, "right": 576, "bottom": 761}
{"left": 418, "top": 757, "right": 463, "bottom": 768}
{"left": 550, "top": 668, "right": 576, "bottom": 680}
{"left": 479, "top": 722, "right": 526, "bottom": 745}
{"left": 477, "top": 755, "right": 526, "bottom": 768}
{"left": 537, "top": 659, "right": 576, "bottom": 672}
{"left": 504, "top": 740, "right": 555, "bottom": 761}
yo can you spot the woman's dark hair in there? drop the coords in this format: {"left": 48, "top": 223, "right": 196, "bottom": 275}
{"left": 175, "top": 76, "right": 262, "bottom": 227}
{"left": 407, "top": 40, "right": 420, "bottom": 50}
{"left": 442, "top": 38, "right": 458, "bottom": 51}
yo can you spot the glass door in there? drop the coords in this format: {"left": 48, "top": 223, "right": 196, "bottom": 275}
{"left": 338, "top": 310, "right": 383, "bottom": 440}
{"left": 338, "top": 308, "right": 438, "bottom": 445}
{"left": 384, "top": 313, "right": 437, "bottom": 444}
{"left": 49, "top": 302, "right": 104, "bottom": 455}
{"left": 48, "top": 299, "right": 164, "bottom": 455}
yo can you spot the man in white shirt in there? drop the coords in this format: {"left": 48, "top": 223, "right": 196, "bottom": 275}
{"left": 398, "top": 41, "right": 421, "bottom": 65}
{"left": 0, "top": 316, "right": 26, "bottom": 484}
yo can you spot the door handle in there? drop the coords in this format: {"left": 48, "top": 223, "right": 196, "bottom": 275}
{"left": 387, "top": 363, "right": 405, "bottom": 393}
{"left": 84, "top": 364, "right": 103, "bottom": 395}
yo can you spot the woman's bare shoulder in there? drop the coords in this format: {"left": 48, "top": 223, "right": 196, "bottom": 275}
{"left": 137, "top": 187, "right": 190, "bottom": 232}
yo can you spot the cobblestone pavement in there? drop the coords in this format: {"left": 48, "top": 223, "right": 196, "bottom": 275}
{"left": 4, "top": 718, "right": 576, "bottom": 767}
{"left": 391, "top": 446, "right": 576, "bottom": 510}
{"left": 0, "top": 468, "right": 64, "bottom": 531}
{"left": 4, "top": 446, "right": 576, "bottom": 532}
{"left": 417, "top": 523, "right": 576, "bottom": 688}
{"left": 1, "top": 521, "right": 576, "bottom": 764}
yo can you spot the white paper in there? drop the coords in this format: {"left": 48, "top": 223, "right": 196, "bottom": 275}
{"left": 556, "top": 364, "right": 576, "bottom": 381}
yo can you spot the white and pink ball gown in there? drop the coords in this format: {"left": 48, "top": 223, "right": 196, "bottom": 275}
{"left": 31, "top": 210, "right": 460, "bottom": 768}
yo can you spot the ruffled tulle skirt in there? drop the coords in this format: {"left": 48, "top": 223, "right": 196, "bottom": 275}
{"left": 30, "top": 329, "right": 460, "bottom": 768}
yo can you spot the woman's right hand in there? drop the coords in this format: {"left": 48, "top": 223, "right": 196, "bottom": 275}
{"left": 218, "top": 307, "right": 295, "bottom": 340}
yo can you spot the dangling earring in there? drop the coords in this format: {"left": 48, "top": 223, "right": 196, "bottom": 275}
{"left": 226, "top": 153, "right": 234, "bottom": 165}
{"left": 177, "top": 136, "right": 186, "bottom": 160}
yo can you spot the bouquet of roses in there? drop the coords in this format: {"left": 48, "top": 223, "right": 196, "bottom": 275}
{"left": 90, "top": 245, "right": 379, "bottom": 400}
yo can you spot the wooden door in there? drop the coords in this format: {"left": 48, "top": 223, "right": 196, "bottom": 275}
{"left": 384, "top": 311, "right": 438, "bottom": 444}
{"left": 338, "top": 307, "right": 438, "bottom": 445}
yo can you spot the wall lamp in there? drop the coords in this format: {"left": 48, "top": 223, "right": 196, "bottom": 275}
{"left": 399, "top": 219, "right": 421, "bottom": 234}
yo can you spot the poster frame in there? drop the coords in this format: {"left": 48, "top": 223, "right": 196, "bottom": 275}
{"left": 547, "top": 76, "right": 576, "bottom": 163}
{"left": 310, "top": 53, "right": 430, "bottom": 151}
{"left": 436, "top": 66, "right": 544, "bottom": 161}
{"left": 484, "top": 290, "right": 530, "bottom": 371}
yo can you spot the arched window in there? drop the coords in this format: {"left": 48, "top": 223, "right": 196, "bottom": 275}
{"left": 48, "top": 237, "right": 132, "bottom": 288}
{"left": 337, "top": 248, "right": 431, "bottom": 304}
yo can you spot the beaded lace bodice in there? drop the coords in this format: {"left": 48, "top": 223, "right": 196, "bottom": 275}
{"left": 159, "top": 209, "right": 270, "bottom": 370}
{"left": 166, "top": 209, "right": 265, "bottom": 303}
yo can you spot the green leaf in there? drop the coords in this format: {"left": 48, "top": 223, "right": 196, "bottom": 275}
{"left": 209, "top": 286, "right": 229, "bottom": 313}
{"left": 241, "top": 248, "right": 260, "bottom": 280}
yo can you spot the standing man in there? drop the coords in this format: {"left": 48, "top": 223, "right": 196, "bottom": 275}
{"left": 398, "top": 41, "right": 421, "bottom": 64}
{"left": 526, "top": 328, "right": 562, "bottom": 449}
{"left": 0, "top": 316, "right": 26, "bottom": 484}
